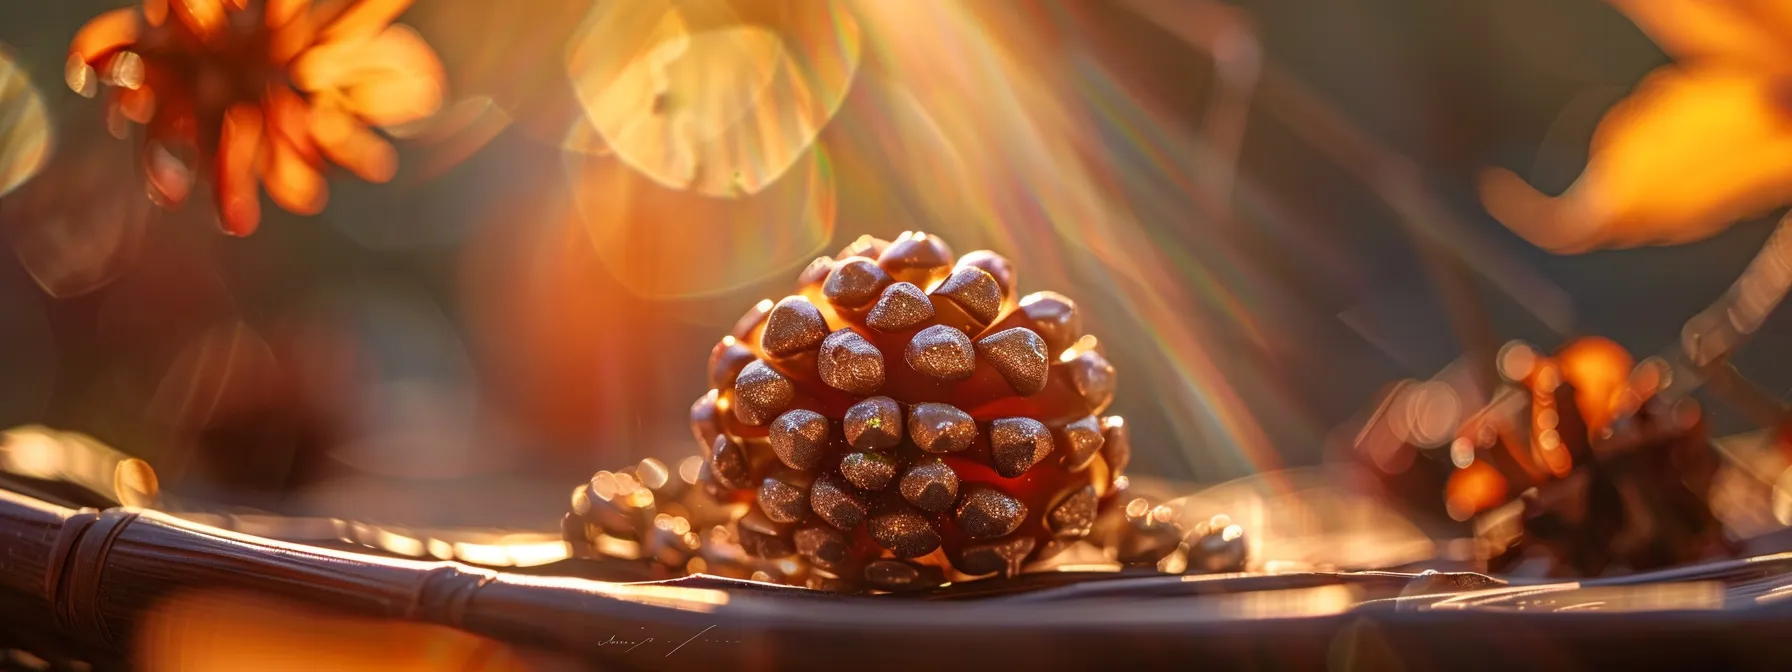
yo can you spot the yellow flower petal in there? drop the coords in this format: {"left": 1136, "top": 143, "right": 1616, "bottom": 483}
{"left": 216, "top": 103, "right": 265, "bottom": 235}
{"left": 69, "top": 8, "right": 141, "bottom": 65}
{"left": 318, "top": 0, "right": 415, "bottom": 45}
{"left": 1481, "top": 66, "right": 1792, "bottom": 252}
{"left": 310, "top": 101, "right": 397, "bottom": 182}
{"left": 291, "top": 24, "right": 444, "bottom": 125}
{"left": 172, "top": 0, "right": 229, "bottom": 43}
{"left": 262, "top": 133, "right": 328, "bottom": 215}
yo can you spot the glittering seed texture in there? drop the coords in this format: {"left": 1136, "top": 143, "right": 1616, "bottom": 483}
{"left": 770, "top": 409, "right": 830, "bottom": 471}
{"left": 865, "top": 282, "right": 935, "bottom": 332}
{"left": 907, "top": 402, "right": 977, "bottom": 453}
{"left": 843, "top": 396, "right": 903, "bottom": 450}
{"left": 899, "top": 458, "right": 960, "bottom": 512}
{"left": 906, "top": 325, "right": 976, "bottom": 381}
{"left": 761, "top": 296, "right": 830, "bottom": 356}
{"left": 954, "top": 485, "right": 1028, "bottom": 540}
{"left": 976, "top": 327, "right": 1050, "bottom": 396}
{"left": 931, "top": 265, "right": 1004, "bottom": 323}
{"left": 823, "top": 257, "right": 893, "bottom": 308}
{"left": 818, "top": 329, "right": 886, "bottom": 394}
{"left": 990, "top": 416, "right": 1054, "bottom": 478}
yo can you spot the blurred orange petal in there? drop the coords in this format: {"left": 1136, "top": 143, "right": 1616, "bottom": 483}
{"left": 263, "top": 134, "right": 328, "bottom": 214}
{"left": 340, "top": 28, "right": 446, "bottom": 125}
{"left": 146, "top": 0, "right": 169, "bottom": 26}
{"left": 69, "top": 8, "right": 141, "bottom": 64}
{"left": 291, "top": 25, "right": 444, "bottom": 125}
{"left": 1480, "top": 66, "right": 1792, "bottom": 252}
{"left": 216, "top": 104, "right": 264, "bottom": 235}
{"left": 266, "top": 0, "right": 310, "bottom": 26}
{"left": 1607, "top": 0, "right": 1792, "bottom": 71}
{"left": 265, "top": 85, "right": 317, "bottom": 158}
{"left": 319, "top": 0, "right": 416, "bottom": 44}
{"left": 118, "top": 84, "right": 156, "bottom": 123}
{"left": 270, "top": 4, "right": 317, "bottom": 65}
{"left": 172, "top": 0, "right": 229, "bottom": 42}
{"left": 310, "top": 102, "right": 397, "bottom": 182}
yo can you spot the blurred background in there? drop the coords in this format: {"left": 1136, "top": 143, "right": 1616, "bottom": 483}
{"left": 0, "top": 0, "right": 1783, "bottom": 536}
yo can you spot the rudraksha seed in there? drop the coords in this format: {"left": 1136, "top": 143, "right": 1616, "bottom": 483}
{"left": 582, "top": 233, "right": 1129, "bottom": 591}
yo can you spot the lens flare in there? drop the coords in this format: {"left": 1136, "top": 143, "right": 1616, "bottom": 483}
{"left": 565, "top": 0, "right": 859, "bottom": 197}
{"left": 0, "top": 44, "right": 50, "bottom": 198}
{"left": 562, "top": 121, "right": 835, "bottom": 299}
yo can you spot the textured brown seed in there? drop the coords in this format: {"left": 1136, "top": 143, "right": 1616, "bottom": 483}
{"left": 810, "top": 472, "right": 868, "bottom": 531}
{"left": 769, "top": 409, "right": 829, "bottom": 471}
{"left": 1186, "top": 519, "right": 1249, "bottom": 573}
{"left": 758, "top": 474, "right": 811, "bottom": 524}
{"left": 843, "top": 396, "right": 903, "bottom": 450}
{"left": 1117, "top": 505, "right": 1182, "bottom": 566}
{"left": 956, "top": 536, "right": 1035, "bottom": 577}
{"left": 1069, "top": 349, "right": 1117, "bottom": 411}
{"left": 823, "top": 257, "right": 893, "bottom": 308}
{"left": 836, "top": 234, "right": 890, "bottom": 260}
{"left": 737, "top": 510, "right": 793, "bottom": 558}
{"left": 865, "top": 282, "right": 935, "bottom": 332}
{"left": 1060, "top": 415, "right": 1105, "bottom": 472}
{"left": 899, "top": 458, "right": 959, "bottom": 512}
{"left": 794, "top": 525, "right": 851, "bottom": 572}
{"left": 863, "top": 559, "right": 944, "bottom": 591}
{"left": 989, "top": 417, "right": 1054, "bottom": 478}
{"left": 708, "top": 338, "right": 756, "bottom": 390}
{"left": 708, "top": 435, "right": 752, "bottom": 490}
{"left": 1047, "top": 485, "right": 1098, "bottom": 539}
{"left": 877, "top": 231, "right": 955, "bottom": 286}
{"left": 690, "top": 391, "right": 720, "bottom": 449}
{"left": 955, "top": 485, "right": 1027, "bottom": 540}
{"left": 976, "top": 327, "right": 1049, "bottom": 396}
{"left": 733, "top": 360, "right": 794, "bottom": 425}
{"left": 1101, "top": 416, "right": 1131, "bottom": 476}
{"left": 840, "top": 451, "right": 898, "bottom": 491}
{"left": 931, "top": 266, "right": 1004, "bottom": 324}
{"left": 818, "top": 329, "right": 885, "bottom": 394}
{"left": 906, "top": 325, "right": 976, "bottom": 381}
{"left": 869, "top": 499, "right": 942, "bottom": 557}
{"left": 761, "top": 296, "right": 830, "bottom": 356}
{"left": 1019, "top": 292, "right": 1082, "bottom": 356}
{"left": 907, "top": 403, "right": 977, "bottom": 453}
{"left": 956, "top": 250, "right": 1015, "bottom": 303}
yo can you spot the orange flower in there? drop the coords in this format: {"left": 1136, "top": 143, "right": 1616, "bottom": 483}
{"left": 1478, "top": 1, "right": 1792, "bottom": 253}
{"left": 67, "top": 0, "right": 445, "bottom": 236}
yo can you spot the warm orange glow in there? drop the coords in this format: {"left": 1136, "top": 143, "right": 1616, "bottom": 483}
{"left": 1554, "top": 336, "right": 1636, "bottom": 433}
{"left": 1445, "top": 460, "right": 1509, "bottom": 521}
{"left": 136, "top": 590, "right": 529, "bottom": 671}
{"left": 1479, "top": 1, "right": 1792, "bottom": 252}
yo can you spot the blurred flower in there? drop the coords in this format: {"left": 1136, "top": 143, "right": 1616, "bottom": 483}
{"left": 1480, "top": 0, "right": 1792, "bottom": 252}
{"left": 67, "top": 0, "right": 446, "bottom": 236}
